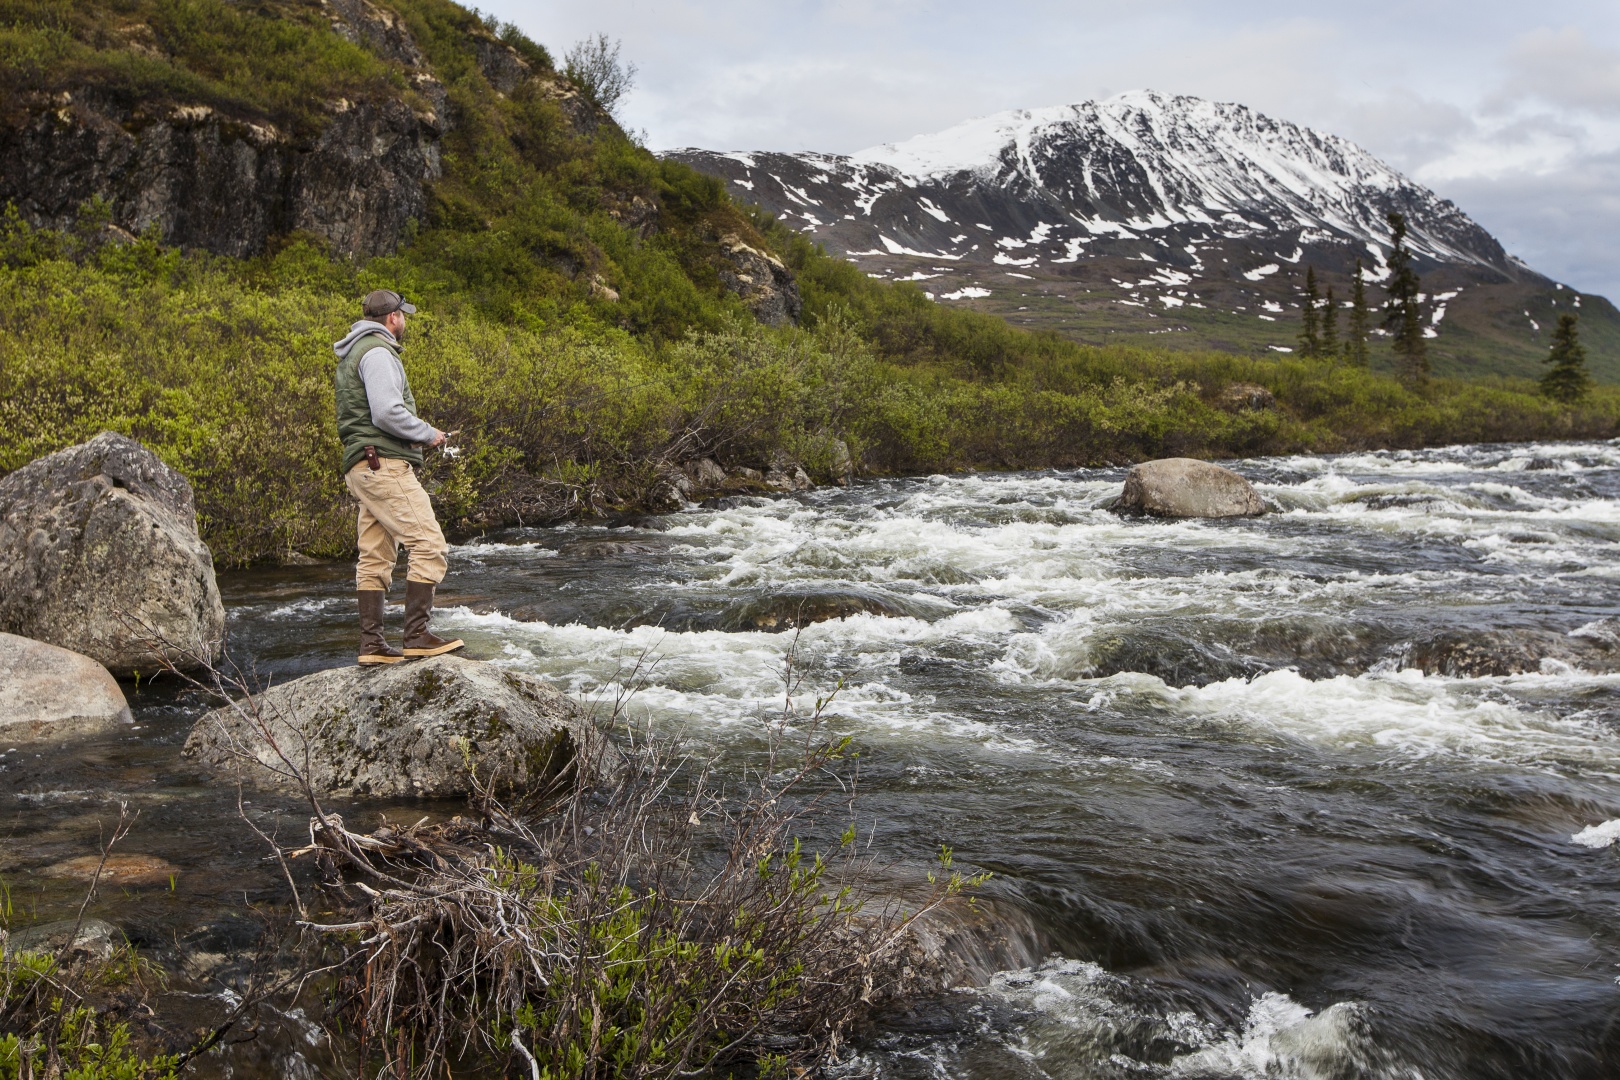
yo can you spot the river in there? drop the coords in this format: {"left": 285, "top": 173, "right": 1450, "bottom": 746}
{"left": 5, "top": 441, "right": 1620, "bottom": 1078}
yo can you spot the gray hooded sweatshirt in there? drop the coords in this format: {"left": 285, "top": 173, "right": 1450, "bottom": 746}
{"left": 332, "top": 321, "right": 439, "bottom": 446}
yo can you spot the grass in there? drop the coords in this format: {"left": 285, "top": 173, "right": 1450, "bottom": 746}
{"left": 0, "top": 944, "right": 179, "bottom": 1079}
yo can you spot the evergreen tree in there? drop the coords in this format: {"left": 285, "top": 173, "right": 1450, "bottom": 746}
{"left": 1298, "top": 265, "right": 1321, "bottom": 357}
{"left": 1321, "top": 285, "right": 1339, "bottom": 361}
{"left": 1346, "top": 259, "right": 1370, "bottom": 366}
{"left": 1539, "top": 313, "right": 1592, "bottom": 403}
{"left": 1383, "top": 211, "right": 1428, "bottom": 386}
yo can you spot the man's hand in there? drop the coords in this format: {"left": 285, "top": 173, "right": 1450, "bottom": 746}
{"left": 427, "top": 430, "right": 446, "bottom": 449}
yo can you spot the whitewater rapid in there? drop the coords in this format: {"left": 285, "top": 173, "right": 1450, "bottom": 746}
{"left": 420, "top": 440, "right": 1620, "bottom": 1078}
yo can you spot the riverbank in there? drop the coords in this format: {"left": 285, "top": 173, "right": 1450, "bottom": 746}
{"left": 4, "top": 228, "right": 1617, "bottom": 566}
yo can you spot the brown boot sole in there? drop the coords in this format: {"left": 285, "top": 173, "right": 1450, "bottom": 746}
{"left": 358, "top": 654, "right": 405, "bottom": 666}
{"left": 403, "top": 639, "right": 465, "bottom": 658}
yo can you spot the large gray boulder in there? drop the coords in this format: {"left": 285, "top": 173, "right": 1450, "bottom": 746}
{"left": 1115, "top": 458, "right": 1266, "bottom": 519}
{"left": 184, "top": 655, "right": 596, "bottom": 799}
{"left": 0, "top": 433, "right": 225, "bottom": 676}
{"left": 0, "top": 632, "right": 132, "bottom": 743}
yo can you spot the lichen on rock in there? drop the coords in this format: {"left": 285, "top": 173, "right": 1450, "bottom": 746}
{"left": 184, "top": 654, "right": 599, "bottom": 799}
{"left": 0, "top": 432, "right": 225, "bottom": 676}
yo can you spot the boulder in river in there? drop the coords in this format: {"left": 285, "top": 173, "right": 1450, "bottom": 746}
{"left": 0, "top": 632, "right": 132, "bottom": 743}
{"left": 1404, "top": 626, "right": 1620, "bottom": 678}
{"left": 1114, "top": 458, "right": 1266, "bottom": 519}
{"left": 184, "top": 655, "right": 597, "bottom": 798}
{"left": 0, "top": 432, "right": 225, "bottom": 676}
{"left": 720, "top": 587, "right": 938, "bottom": 632}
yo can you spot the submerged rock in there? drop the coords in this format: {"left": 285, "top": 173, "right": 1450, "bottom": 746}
{"left": 4, "top": 918, "right": 124, "bottom": 962}
{"left": 721, "top": 588, "right": 924, "bottom": 632}
{"left": 184, "top": 655, "right": 595, "bottom": 798}
{"left": 0, "top": 433, "right": 225, "bottom": 676}
{"left": 45, "top": 854, "right": 179, "bottom": 887}
{"left": 1115, "top": 458, "right": 1266, "bottom": 519}
{"left": 0, "top": 632, "right": 132, "bottom": 742}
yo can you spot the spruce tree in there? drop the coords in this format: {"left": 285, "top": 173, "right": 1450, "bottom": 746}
{"left": 1540, "top": 313, "right": 1592, "bottom": 404}
{"left": 1298, "top": 265, "right": 1321, "bottom": 357}
{"left": 1347, "top": 259, "right": 1370, "bottom": 366}
{"left": 1383, "top": 211, "right": 1428, "bottom": 386}
{"left": 1321, "top": 285, "right": 1339, "bottom": 361}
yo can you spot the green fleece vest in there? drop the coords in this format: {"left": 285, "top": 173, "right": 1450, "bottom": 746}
{"left": 335, "top": 333, "right": 425, "bottom": 475}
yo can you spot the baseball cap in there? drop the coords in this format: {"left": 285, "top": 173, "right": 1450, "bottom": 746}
{"left": 362, "top": 289, "right": 418, "bottom": 318}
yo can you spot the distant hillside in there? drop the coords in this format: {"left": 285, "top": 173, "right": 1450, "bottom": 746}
{"left": 669, "top": 91, "right": 1620, "bottom": 381}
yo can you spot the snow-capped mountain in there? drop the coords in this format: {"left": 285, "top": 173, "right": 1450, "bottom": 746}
{"left": 667, "top": 91, "right": 1610, "bottom": 375}
{"left": 672, "top": 90, "right": 1526, "bottom": 286}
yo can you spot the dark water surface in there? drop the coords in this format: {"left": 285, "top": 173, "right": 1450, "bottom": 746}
{"left": 6, "top": 441, "right": 1620, "bottom": 1077}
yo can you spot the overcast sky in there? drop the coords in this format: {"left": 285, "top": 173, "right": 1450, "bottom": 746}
{"left": 477, "top": 1, "right": 1620, "bottom": 300}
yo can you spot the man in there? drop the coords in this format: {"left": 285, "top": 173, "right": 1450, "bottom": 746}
{"left": 332, "top": 289, "right": 464, "bottom": 665}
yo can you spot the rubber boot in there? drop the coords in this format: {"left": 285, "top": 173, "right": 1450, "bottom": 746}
{"left": 402, "top": 580, "right": 464, "bottom": 658}
{"left": 357, "top": 590, "right": 403, "bottom": 666}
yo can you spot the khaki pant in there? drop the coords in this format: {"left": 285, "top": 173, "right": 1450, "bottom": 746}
{"left": 345, "top": 458, "right": 449, "bottom": 591}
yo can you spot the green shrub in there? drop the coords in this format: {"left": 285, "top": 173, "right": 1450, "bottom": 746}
{"left": 0, "top": 949, "right": 178, "bottom": 1080}
{"left": 2, "top": 216, "right": 1616, "bottom": 565}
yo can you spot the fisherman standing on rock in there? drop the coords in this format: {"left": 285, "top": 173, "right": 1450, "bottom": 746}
{"left": 333, "top": 289, "right": 464, "bottom": 666}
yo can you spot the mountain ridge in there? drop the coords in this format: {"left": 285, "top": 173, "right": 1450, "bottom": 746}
{"left": 669, "top": 90, "right": 1618, "bottom": 380}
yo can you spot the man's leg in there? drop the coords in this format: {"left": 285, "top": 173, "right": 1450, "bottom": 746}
{"left": 346, "top": 468, "right": 404, "bottom": 665}
{"left": 348, "top": 459, "right": 462, "bottom": 658}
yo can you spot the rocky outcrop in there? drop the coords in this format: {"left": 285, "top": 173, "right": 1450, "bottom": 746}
{"left": 325, "top": 0, "right": 425, "bottom": 67}
{"left": 475, "top": 37, "right": 534, "bottom": 95}
{"left": 1215, "top": 382, "right": 1276, "bottom": 412}
{"left": 0, "top": 92, "right": 440, "bottom": 258}
{"left": 0, "top": 433, "right": 225, "bottom": 676}
{"left": 1114, "top": 458, "right": 1266, "bottom": 519}
{"left": 0, "top": 633, "right": 132, "bottom": 743}
{"left": 606, "top": 193, "right": 658, "bottom": 238}
{"left": 716, "top": 233, "right": 802, "bottom": 326}
{"left": 184, "top": 655, "right": 597, "bottom": 798}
